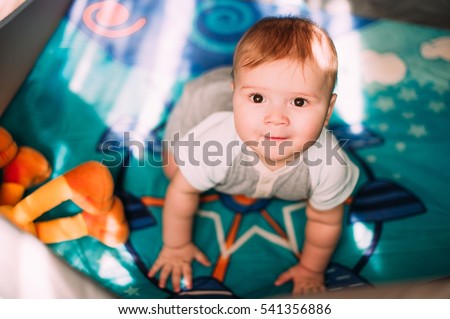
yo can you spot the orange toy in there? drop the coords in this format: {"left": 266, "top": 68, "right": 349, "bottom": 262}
{"left": 0, "top": 127, "right": 129, "bottom": 247}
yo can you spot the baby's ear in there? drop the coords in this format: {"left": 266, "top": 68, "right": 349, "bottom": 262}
{"left": 324, "top": 93, "right": 337, "bottom": 126}
{"left": 230, "top": 81, "right": 234, "bottom": 91}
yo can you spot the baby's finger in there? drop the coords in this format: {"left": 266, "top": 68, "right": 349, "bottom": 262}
{"left": 171, "top": 266, "right": 182, "bottom": 293}
{"left": 293, "top": 283, "right": 325, "bottom": 296}
{"left": 158, "top": 264, "right": 172, "bottom": 289}
{"left": 292, "top": 284, "right": 309, "bottom": 296}
{"left": 147, "top": 259, "right": 163, "bottom": 278}
{"left": 274, "top": 270, "right": 292, "bottom": 286}
{"left": 181, "top": 262, "right": 193, "bottom": 290}
{"left": 316, "top": 284, "right": 326, "bottom": 294}
{"left": 292, "top": 282, "right": 313, "bottom": 296}
{"left": 194, "top": 249, "right": 211, "bottom": 267}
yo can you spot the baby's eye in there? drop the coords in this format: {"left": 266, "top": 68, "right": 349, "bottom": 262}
{"left": 250, "top": 94, "right": 264, "bottom": 103}
{"left": 292, "top": 97, "right": 306, "bottom": 107}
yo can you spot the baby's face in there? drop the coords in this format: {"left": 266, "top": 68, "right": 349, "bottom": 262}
{"left": 232, "top": 58, "right": 336, "bottom": 169}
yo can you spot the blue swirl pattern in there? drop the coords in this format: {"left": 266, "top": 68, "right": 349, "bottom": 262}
{"left": 190, "top": 0, "right": 258, "bottom": 53}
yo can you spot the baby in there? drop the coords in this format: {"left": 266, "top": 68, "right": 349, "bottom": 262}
{"left": 148, "top": 16, "right": 359, "bottom": 295}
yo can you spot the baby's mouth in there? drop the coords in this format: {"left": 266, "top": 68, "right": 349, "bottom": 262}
{"left": 263, "top": 134, "right": 288, "bottom": 141}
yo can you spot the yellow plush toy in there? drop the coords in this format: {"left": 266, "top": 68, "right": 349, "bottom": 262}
{"left": 0, "top": 126, "right": 129, "bottom": 247}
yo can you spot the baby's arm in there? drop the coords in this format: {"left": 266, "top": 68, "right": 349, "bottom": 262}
{"left": 147, "top": 171, "right": 210, "bottom": 292}
{"left": 275, "top": 202, "right": 344, "bottom": 295}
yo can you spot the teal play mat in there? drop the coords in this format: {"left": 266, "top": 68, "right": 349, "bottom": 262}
{"left": 1, "top": 0, "right": 449, "bottom": 298}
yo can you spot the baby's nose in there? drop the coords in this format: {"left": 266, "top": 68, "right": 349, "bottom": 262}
{"left": 264, "top": 107, "right": 289, "bottom": 125}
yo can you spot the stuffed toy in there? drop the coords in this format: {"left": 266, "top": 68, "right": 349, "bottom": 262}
{"left": 0, "top": 126, "right": 129, "bottom": 247}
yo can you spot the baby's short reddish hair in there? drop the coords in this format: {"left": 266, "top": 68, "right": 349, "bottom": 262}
{"left": 233, "top": 17, "right": 338, "bottom": 89}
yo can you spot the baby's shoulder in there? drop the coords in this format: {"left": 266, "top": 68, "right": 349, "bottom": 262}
{"left": 305, "top": 129, "right": 341, "bottom": 162}
{"left": 306, "top": 128, "right": 356, "bottom": 180}
{"left": 188, "top": 111, "right": 237, "bottom": 142}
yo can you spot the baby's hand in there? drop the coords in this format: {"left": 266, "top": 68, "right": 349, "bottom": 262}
{"left": 274, "top": 263, "right": 326, "bottom": 295}
{"left": 147, "top": 243, "right": 210, "bottom": 292}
